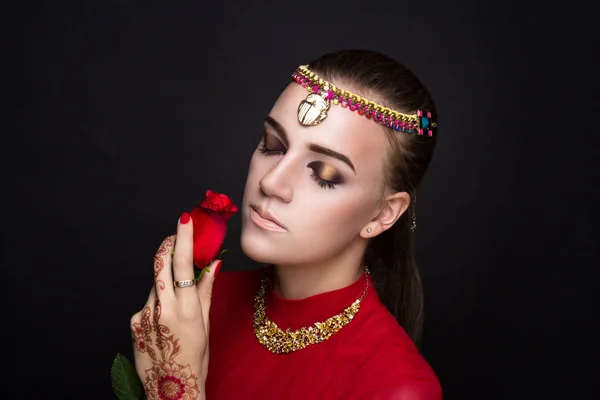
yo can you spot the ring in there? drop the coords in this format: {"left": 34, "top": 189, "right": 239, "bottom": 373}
{"left": 173, "top": 279, "right": 195, "bottom": 288}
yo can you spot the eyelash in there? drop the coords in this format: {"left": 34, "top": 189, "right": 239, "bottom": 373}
{"left": 310, "top": 173, "right": 337, "bottom": 189}
{"left": 257, "top": 142, "right": 338, "bottom": 190}
{"left": 257, "top": 144, "right": 283, "bottom": 156}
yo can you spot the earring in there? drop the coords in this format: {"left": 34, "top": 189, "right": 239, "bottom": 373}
{"left": 366, "top": 227, "right": 373, "bottom": 233}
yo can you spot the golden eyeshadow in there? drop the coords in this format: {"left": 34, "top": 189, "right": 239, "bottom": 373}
{"left": 312, "top": 162, "right": 342, "bottom": 182}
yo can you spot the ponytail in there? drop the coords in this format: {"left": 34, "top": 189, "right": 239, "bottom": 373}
{"left": 365, "top": 208, "right": 424, "bottom": 346}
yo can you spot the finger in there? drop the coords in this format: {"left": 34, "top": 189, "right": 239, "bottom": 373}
{"left": 197, "top": 259, "right": 222, "bottom": 331}
{"left": 172, "top": 212, "right": 197, "bottom": 301}
{"left": 131, "top": 287, "right": 158, "bottom": 366}
{"left": 154, "top": 235, "right": 176, "bottom": 297}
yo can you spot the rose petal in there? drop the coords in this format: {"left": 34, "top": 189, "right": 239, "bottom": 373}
{"left": 188, "top": 190, "right": 238, "bottom": 267}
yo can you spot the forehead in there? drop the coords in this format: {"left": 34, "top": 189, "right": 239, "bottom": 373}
{"left": 268, "top": 82, "right": 389, "bottom": 176}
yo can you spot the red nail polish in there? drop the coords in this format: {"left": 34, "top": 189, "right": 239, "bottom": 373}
{"left": 214, "top": 260, "right": 223, "bottom": 276}
{"left": 180, "top": 212, "right": 191, "bottom": 224}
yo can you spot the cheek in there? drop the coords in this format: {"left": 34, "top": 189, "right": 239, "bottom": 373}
{"left": 295, "top": 194, "right": 374, "bottom": 239}
{"left": 277, "top": 197, "right": 370, "bottom": 262}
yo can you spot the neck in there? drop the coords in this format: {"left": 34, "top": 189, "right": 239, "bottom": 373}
{"left": 272, "top": 244, "right": 366, "bottom": 300}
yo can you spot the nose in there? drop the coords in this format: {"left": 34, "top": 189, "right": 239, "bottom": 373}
{"left": 258, "top": 157, "right": 294, "bottom": 203}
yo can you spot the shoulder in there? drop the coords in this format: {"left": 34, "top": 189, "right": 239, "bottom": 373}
{"left": 340, "top": 293, "right": 442, "bottom": 399}
{"left": 351, "top": 345, "right": 442, "bottom": 400}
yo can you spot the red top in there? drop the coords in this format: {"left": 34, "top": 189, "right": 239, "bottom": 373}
{"left": 206, "top": 268, "right": 442, "bottom": 399}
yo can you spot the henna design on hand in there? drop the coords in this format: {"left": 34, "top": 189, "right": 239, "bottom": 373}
{"left": 153, "top": 299, "right": 169, "bottom": 354}
{"left": 144, "top": 360, "right": 200, "bottom": 400}
{"left": 133, "top": 234, "right": 201, "bottom": 399}
{"left": 131, "top": 323, "right": 146, "bottom": 353}
{"left": 154, "top": 236, "right": 174, "bottom": 291}
{"left": 131, "top": 305, "right": 157, "bottom": 360}
{"left": 139, "top": 299, "right": 201, "bottom": 399}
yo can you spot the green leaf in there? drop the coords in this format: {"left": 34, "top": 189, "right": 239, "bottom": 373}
{"left": 111, "top": 353, "right": 144, "bottom": 400}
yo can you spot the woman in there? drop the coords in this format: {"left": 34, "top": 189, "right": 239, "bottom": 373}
{"left": 130, "top": 49, "right": 441, "bottom": 399}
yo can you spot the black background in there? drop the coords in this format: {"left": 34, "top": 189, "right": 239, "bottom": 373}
{"left": 7, "top": 1, "right": 596, "bottom": 399}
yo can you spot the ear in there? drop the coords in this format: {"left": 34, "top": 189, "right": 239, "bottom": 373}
{"left": 360, "top": 192, "right": 411, "bottom": 239}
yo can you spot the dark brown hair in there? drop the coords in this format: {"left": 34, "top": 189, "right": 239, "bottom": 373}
{"left": 308, "top": 49, "right": 438, "bottom": 346}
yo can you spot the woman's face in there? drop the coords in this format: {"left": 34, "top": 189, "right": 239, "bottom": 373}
{"left": 240, "top": 82, "right": 391, "bottom": 266}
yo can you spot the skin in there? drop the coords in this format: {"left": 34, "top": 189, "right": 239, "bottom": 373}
{"left": 131, "top": 220, "right": 220, "bottom": 400}
{"left": 241, "top": 81, "right": 411, "bottom": 300}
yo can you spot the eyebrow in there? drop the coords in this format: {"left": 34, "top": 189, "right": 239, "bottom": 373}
{"left": 264, "top": 116, "right": 356, "bottom": 174}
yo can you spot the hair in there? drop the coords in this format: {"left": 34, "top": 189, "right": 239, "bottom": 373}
{"left": 307, "top": 49, "right": 438, "bottom": 346}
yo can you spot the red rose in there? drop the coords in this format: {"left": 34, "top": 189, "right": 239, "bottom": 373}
{"left": 188, "top": 190, "right": 238, "bottom": 268}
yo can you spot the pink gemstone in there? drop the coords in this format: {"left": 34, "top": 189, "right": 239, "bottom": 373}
{"left": 349, "top": 105, "right": 356, "bottom": 111}
{"left": 427, "top": 111, "right": 432, "bottom": 118}
{"left": 341, "top": 102, "right": 348, "bottom": 108}
{"left": 419, "top": 128, "right": 423, "bottom": 135}
{"left": 417, "top": 110, "right": 423, "bottom": 116}
{"left": 371, "top": 110, "right": 376, "bottom": 116}
{"left": 326, "top": 90, "right": 334, "bottom": 100}
{"left": 428, "top": 130, "right": 433, "bottom": 136}
{"left": 393, "top": 119, "right": 398, "bottom": 126}
{"left": 313, "top": 85, "right": 319, "bottom": 93}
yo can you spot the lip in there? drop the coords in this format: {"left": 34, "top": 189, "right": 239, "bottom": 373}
{"left": 250, "top": 206, "right": 287, "bottom": 232}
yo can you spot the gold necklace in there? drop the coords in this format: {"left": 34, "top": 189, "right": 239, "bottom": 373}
{"left": 253, "top": 268, "right": 370, "bottom": 354}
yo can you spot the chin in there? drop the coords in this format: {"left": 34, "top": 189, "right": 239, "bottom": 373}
{"left": 240, "top": 227, "right": 281, "bottom": 264}
{"left": 240, "top": 229, "right": 335, "bottom": 266}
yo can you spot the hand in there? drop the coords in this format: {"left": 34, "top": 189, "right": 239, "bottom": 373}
{"left": 130, "top": 213, "right": 220, "bottom": 400}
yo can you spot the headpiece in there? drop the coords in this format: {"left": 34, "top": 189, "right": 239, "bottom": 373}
{"left": 292, "top": 65, "right": 437, "bottom": 137}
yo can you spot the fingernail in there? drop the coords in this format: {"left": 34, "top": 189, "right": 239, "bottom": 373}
{"left": 214, "top": 260, "right": 223, "bottom": 277}
{"left": 179, "top": 212, "right": 190, "bottom": 224}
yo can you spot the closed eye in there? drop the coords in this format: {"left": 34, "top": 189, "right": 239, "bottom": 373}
{"left": 257, "top": 131, "right": 286, "bottom": 156}
{"left": 257, "top": 143, "right": 286, "bottom": 156}
{"left": 308, "top": 161, "right": 343, "bottom": 189}
{"left": 309, "top": 170, "right": 337, "bottom": 189}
